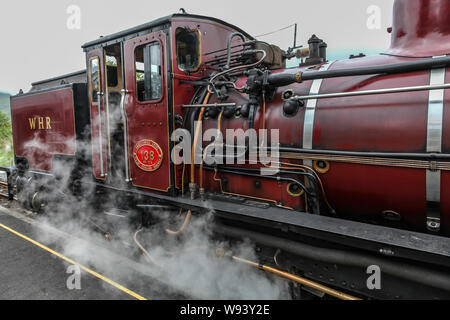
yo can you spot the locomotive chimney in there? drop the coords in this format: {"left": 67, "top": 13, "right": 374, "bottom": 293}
{"left": 387, "top": 0, "right": 450, "bottom": 57}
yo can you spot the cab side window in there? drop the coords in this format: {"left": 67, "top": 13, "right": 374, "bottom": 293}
{"left": 89, "top": 57, "right": 100, "bottom": 103}
{"left": 135, "top": 43, "right": 162, "bottom": 102}
{"left": 176, "top": 28, "right": 201, "bottom": 72}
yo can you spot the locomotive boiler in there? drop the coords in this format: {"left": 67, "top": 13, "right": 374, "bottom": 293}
{"left": 6, "top": 0, "right": 450, "bottom": 300}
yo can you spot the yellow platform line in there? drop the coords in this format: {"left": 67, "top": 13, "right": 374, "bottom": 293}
{"left": 0, "top": 223, "right": 148, "bottom": 301}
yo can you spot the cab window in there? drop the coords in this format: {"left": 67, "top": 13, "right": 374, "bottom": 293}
{"left": 89, "top": 57, "right": 100, "bottom": 103}
{"left": 135, "top": 43, "right": 162, "bottom": 102}
{"left": 176, "top": 28, "right": 201, "bottom": 72}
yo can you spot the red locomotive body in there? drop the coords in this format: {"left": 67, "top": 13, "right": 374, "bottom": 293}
{"left": 11, "top": 84, "right": 87, "bottom": 173}
{"left": 202, "top": 53, "right": 450, "bottom": 233}
{"left": 8, "top": 0, "right": 450, "bottom": 300}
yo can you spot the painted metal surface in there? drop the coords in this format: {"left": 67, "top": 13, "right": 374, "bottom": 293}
{"left": 87, "top": 49, "right": 108, "bottom": 180}
{"left": 123, "top": 31, "right": 171, "bottom": 192}
{"left": 11, "top": 86, "right": 77, "bottom": 172}
{"left": 302, "top": 61, "right": 335, "bottom": 167}
{"left": 10, "top": 3, "right": 450, "bottom": 234}
{"left": 387, "top": 0, "right": 450, "bottom": 57}
{"left": 426, "top": 60, "right": 446, "bottom": 231}
{"left": 203, "top": 53, "right": 450, "bottom": 233}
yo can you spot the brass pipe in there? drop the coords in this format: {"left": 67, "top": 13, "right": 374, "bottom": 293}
{"left": 181, "top": 163, "right": 186, "bottom": 195}
{"left": 232, "top": 256, "right": 361, "bottom": 301}
{"left": 166, "top": 210, "right": 192, "bottom": 236}
{"left": 278, "top": 153, "right": 450, "bottom": 171}
{"left": 200, "top": 111, "right": 224, "bottom": 192}
{"left": 134, "top": 229, "right": 157, "bottom": 265}
{"left": 190, "top": 92, "right": 211, "bottom": 200}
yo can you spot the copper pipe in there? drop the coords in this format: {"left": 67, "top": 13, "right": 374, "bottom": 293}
{"left": 278, "top": 153, "right": 450, "bottom": 171}
{"left": 134, "top": 229, "right": 157, "bottom": 265}
{"left": 232, "top": 256, "right": 361, "bottom": 301}
{"left": 200, "top": 111, "right": 223, "bottom": 191}
{"left": 208, "top": 50, "right": 267, "bottom": 92}
{"left": 165, "top": 210, "right": 192, "bottom": 236}
{"left": 276, "top": 161, "right": 335, "bottom": 213}
{"left": 190, "top": 92, "right": 211, "bottom": 199}
{"left": 181, "top": 163, "right": 186, "bottom": 195}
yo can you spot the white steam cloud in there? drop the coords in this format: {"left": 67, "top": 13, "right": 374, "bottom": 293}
{"left": 21, "top": 119, "right": 290, "bottom": 300}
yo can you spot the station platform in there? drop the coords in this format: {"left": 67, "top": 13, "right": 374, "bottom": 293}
{"left": 0, "top": 203, "right": 186, "bottom": 300}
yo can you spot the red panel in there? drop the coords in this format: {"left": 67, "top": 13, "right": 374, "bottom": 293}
{"left": 124, "top": 31, "right": 171, "bottom": 192}
{"left": 87, "top": 49, "right": 108, "bottom": 181}
{"left": 170, "top": 18, "right": 260, "bottom": 189}
{"left": 441, "top": 172, "right": 450, "bottom": 235}
{"left": 199, "top": 52, "right": 450, "bottom": 232}
{"left": 387, "top": 0, "right": 450, "bottom": 57}
{"left": 202, "top": 170, "right": 303, "bottom": 210}
{"left": 440, "top": 70, "right": 450, "bottom": 234}
{"left": 320, "top": 163, "right": 426, "bottom": 230}
{"left": 314, "top": 55, "right": 429, "bottom": 152}
{"left": 11, "top": 87, "right": 77, "bottom": 172}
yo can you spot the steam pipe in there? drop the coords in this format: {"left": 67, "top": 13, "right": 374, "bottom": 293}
{"left": 190, "top": 93, "right": 211, "bottom": 200}
{"left": 206, "top": 165, "right": 319, "bottom": 194}
{"left": 120, "top": 89, "right": 131, "bottom": 182}
{"left": 231, "top": 256, "right": 361, "bottom": 300}
{"left": 276, "top": 147, "right": 450, "bottom": 161}
{"left": 166, "top": 210, "right": 192, "bottom": 236}
{"left": 290, "top": 83, "right": 450, "bottom": 101}
{"left": 266, "top": 56, "right": 450, "bottom": 87}
{"left": 224, "top": 32, "right": 247, "bottom": 69}
{"left": 204, "top": 40, "right": 255, "bottom": 56}
{"left": 182, "top": 103, "right": 236, "bottom": 108}
{"left": 97, "top": 92, "right": 105, "bottom": 178}
{"left": 203, "top": 166, "right": 316, "bottom": 197}
{"left": 134, "top": 229, "right": 157, "bottom": 265}
{"left": 302, "top": 56, "right": 450, "bottom": 80}
{"left": 214, "top": 224, "right": 450, "bottom": 292}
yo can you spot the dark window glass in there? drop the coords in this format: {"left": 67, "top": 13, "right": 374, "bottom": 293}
{"left": 135, "top": 43, "right": 162, "bottom": 102}
{"left": 106, "top": 55, "right": 118, "bottom": 87}
{"left": 176, "top": 28, "right": 200, "bottom": 72}
{"left": 90, "top": 57, "right": 100, "bottom": 103}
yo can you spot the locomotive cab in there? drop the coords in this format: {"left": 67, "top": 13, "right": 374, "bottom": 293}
{"left": 8, "top": 1, "right": 450, "bottom": 300}
{"left": 81, "top": 14, "right": 255, "bottom": 193}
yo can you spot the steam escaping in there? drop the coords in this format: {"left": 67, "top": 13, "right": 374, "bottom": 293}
{"left": 17, "top": 103, "right": 290, "bottom": 300}
{"left": 33, "top": 198, "right": 290, "bottom": 299}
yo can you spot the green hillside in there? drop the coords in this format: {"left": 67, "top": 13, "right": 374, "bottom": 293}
{"left": 0, "top": 92, "right": 13, "bottom": 166}
{"left": 0, "top": 92, "right": 11, "bottom": 119}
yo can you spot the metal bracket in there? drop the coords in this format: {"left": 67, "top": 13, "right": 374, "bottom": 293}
{"left": 425, "top": 57, "right": 446, "bottom": 233}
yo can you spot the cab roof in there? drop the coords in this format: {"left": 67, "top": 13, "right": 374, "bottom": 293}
{"left": 82, "top": 13, "right": 254, "bottom": 51}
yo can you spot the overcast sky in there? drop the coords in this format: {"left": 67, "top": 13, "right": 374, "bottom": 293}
{"left": 0, "top": 0, "right": 394, "bottom": 94}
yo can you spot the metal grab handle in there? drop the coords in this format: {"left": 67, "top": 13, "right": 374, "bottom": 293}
{"left": 97, "top": 92, "right": 105, "bottom": 178}
{"left": 120, "top": 89, "right": 131, "bottom": 182}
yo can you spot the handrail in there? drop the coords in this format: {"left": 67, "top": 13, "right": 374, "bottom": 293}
{"left": 120, "top": 89, "right": 131, "bottom": 182}
{"left": 290, "top": 83, "right": 450, "bottom": 101}
{"left": 97, "top": 92, "right": 105, "bottom": 178}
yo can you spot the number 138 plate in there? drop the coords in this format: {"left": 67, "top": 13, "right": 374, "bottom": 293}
{"left": 133, "top": 140, "right": 163, "bottom": 172}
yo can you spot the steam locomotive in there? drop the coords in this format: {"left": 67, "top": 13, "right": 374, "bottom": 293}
{"left": 7, "top": 0, "right": 450, "bottom": 299}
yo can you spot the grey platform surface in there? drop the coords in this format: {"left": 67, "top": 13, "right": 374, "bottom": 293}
{"left": 0, "top": 212, "right": 138, "bottom": 300}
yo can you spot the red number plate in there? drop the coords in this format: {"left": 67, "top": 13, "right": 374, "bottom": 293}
{"left": 133, "top": 140, "right": 163, "bottom": 172}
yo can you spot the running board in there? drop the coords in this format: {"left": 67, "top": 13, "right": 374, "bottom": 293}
{"left": 95, "top": 182, "right": 450, "bottom": 269}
